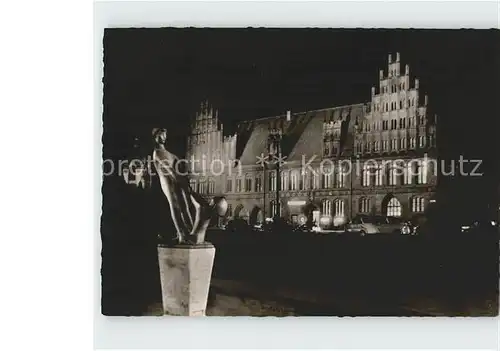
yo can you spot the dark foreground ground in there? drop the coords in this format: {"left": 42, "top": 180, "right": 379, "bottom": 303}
{"left": 101, "top": 230, "right": 499, "bottom": 316}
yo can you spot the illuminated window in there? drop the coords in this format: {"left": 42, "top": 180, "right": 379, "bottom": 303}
{"left": 290, "top": 171, "right": 298, "bottom": 190}
{"left": 412, "top": 197, "right": 425, "bottom": 212}
{"left": 309, "top": 170, "right": 319, "bottom": 189}
{"left": 199, "top": 181, "right": 206, "bottom": 194}
{"left": 254, "top": 176, "right": 262, "bottom": 192}
{"left": 322, "top": 168, "right": 332, "bottom": 188}
{"left": 245, "top": 176, "right": 252, "bottom": 192}
{"left": 391, "top": 139, "right": 398, "bottom": 151}
{"left": 387, "top": 197, "right": 402, "bottom": 217}
{"left": 382, "top": 140, "right": 389, "bottom": 151}
{"left": 281, "top": 172, "right": 288, "bottom": 191}
{"left": 334, "top": 199, "right": 345, "bottom": 217}
{"left": 388, "top": 161, "right": 398, "bottom": 186}
{"left": 208, "top": 178, "right": 215, "bottom": 194}
{"left": 400, "top": 137, "right": 407, "bottom": 149}
{"left": 269, "top": 172, "right": 276, "bottom": 191}
{"left": 419, "top": 135, "right": 426, "bottom": 148}
{"left": 375, "top": 164, "right": 383, "bottom": 186}
{"left": 359, "top": 197, "right": 371, "bottom": 213}
{"left": 417, "top": 159, "right": 428, "bottom": 184}
{"left": 322, "top": 199, "right": 332, "bottom": 216}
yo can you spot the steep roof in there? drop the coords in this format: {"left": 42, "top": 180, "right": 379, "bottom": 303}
{"left": 236, "top": 103, "right": 366, "bottom": 166}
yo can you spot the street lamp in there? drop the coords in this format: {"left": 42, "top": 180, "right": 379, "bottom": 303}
{"left": 268, "top": 128, "right": 282, "bottom": 219}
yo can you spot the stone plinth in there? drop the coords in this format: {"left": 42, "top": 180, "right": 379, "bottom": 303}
{"left": 157, "top": 243, "right": 215, "bottom": 316}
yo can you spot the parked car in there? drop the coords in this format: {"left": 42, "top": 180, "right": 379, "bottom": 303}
{"left": 345, "top": 215, "right": 405, "bottom": 236}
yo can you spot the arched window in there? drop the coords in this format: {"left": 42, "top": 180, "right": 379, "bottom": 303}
{"left": 387, "top": 197, "right": 402, "bottom": 217}
{"left": 334, "top": 199, "right": 345, "bottom": 217}
{"left": 322, "top": 199, "right": 332, "bottom": 216}
{"left": 359, "top": 198, "right": 371, "bottom": 213}
{"left": 412, "top": 197, "right": 425, "bottom": 212}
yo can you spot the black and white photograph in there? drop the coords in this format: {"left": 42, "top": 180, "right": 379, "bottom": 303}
{"left": 100, "top": 28, "right": 499, "bottom": 317}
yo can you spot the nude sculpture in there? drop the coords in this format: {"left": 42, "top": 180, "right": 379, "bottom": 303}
{"left": 151, "top": 128, "right": 227, "bottom": 245}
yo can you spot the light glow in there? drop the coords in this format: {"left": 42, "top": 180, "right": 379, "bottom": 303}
{"left": 287, "top": 200, "right": 306, "bottom": 206}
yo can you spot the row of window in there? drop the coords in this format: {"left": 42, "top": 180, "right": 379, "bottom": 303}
{"left": 362, "top": 116, "right": 425, "bottom": 132}
{"left": 380, "top": 81, "right": 406, "bottom": 94}
{"left": 358, "top": 196, "right": 426, "bottom": 215}
{"left": 372, "top": 97, "right": 417, "bottom": 113}
{"left": 355, "top": 135, "right": 433, "bottom": 154}
{"left": 361, "top": 160, "right": 429, "bottom": 186}
{"left": 226, "top": 177, "right": 263, "bottom": 193}
{"left": 189, "top": 178, "right": 216, "bottom": 194}
{"left": 228, "top": 196, "right": 426, "bottom": 221}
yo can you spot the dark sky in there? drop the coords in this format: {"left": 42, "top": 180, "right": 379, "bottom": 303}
{"left": 103, "top": 28, "right": 499, "bottom": 203}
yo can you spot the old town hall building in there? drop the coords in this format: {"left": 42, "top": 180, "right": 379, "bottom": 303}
{"left": 186, "top": 53, "right": 438, "bottom": 226}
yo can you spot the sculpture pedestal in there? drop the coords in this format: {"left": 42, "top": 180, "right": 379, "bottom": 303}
{"left": 157, "top": 243, "right": 215, "bottom": 316}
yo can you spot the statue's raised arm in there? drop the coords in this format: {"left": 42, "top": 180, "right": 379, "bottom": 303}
{"left": 151, "top": 128, "right": 227, "bottom": 245}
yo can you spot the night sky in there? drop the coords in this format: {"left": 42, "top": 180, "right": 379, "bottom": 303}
{"left": 102, "top": 28, "right": 499, "bottom": 214}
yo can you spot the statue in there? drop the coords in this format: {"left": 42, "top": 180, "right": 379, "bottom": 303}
{"left": 151, "top": 128, "right": 227, "bottom": 245}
